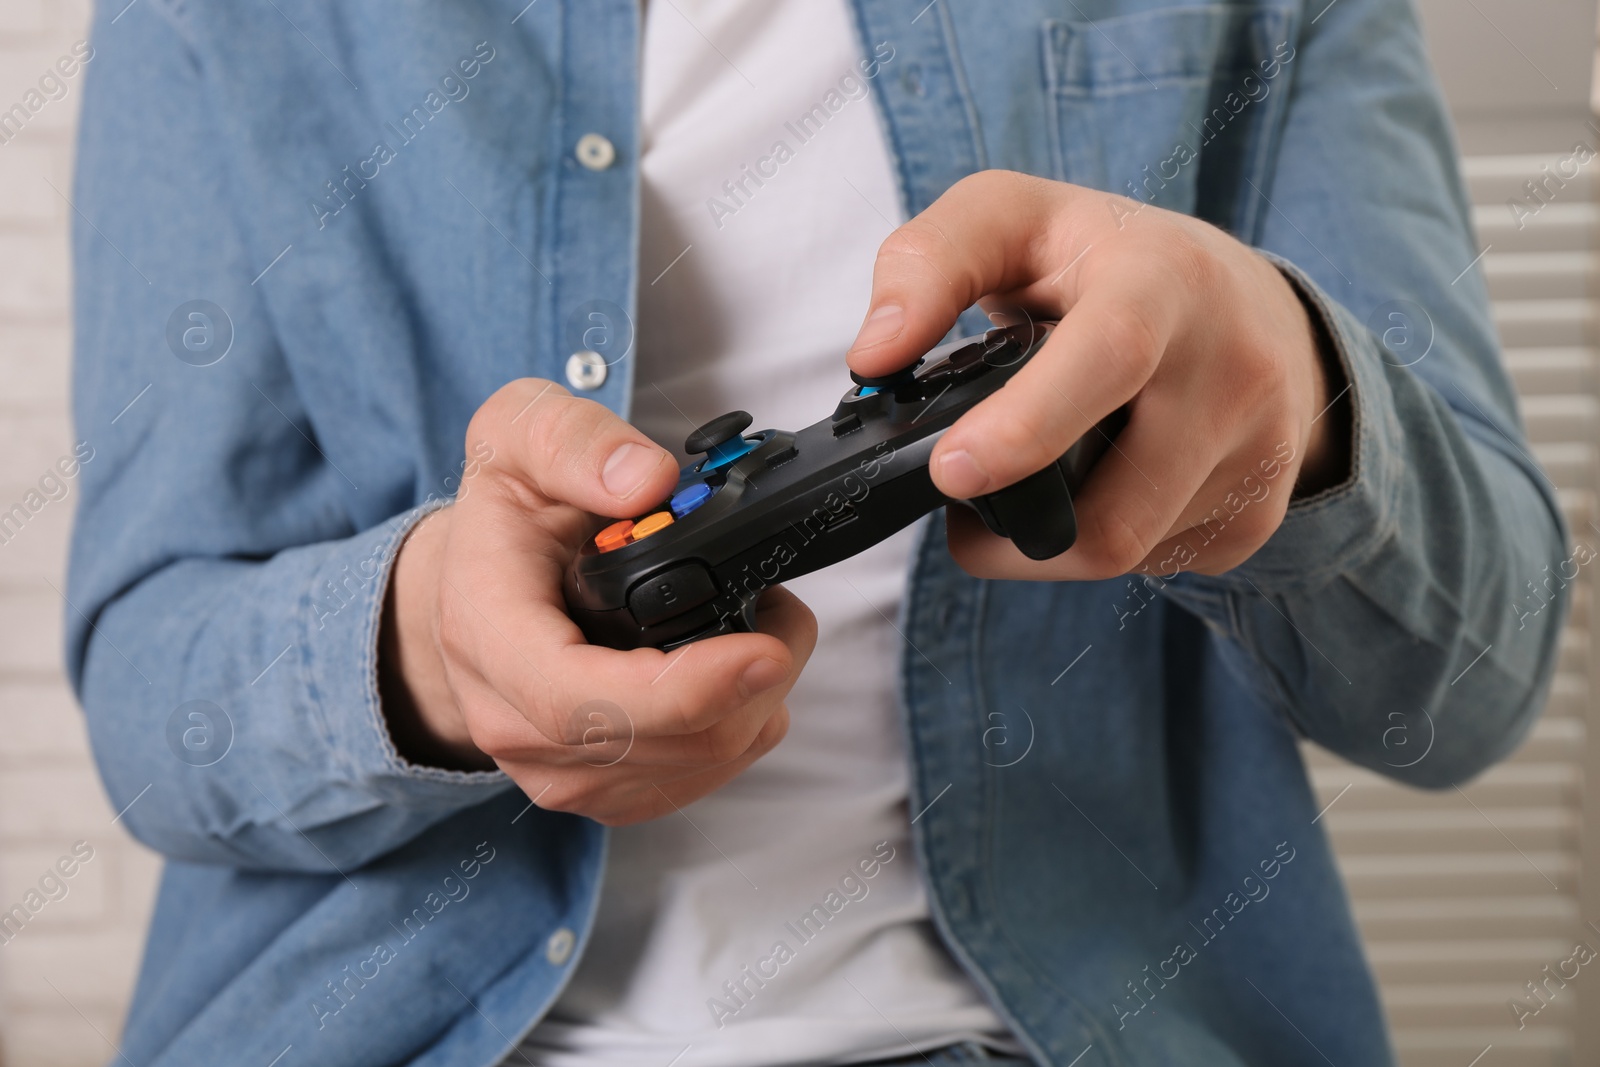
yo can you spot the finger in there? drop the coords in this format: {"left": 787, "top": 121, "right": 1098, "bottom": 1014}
{"left": 471, "top": 378, "right": 678, "bottom": 518}
{"left": 844, "top": 171, "right": 1063, "bottom": 379}
{"left": 929, "top": 278, "right": 1177, "bottom": 501}
{"left": 639, "top": 588, "right": 815, "bottom": 766}
{"left": 1138, "top": 523, "right": 1267, "bottom": 578}
{"left": 539, "top": 585, "right": 817, "bottom": 741}
{"left": 545, "top": 705, "right": 792, "bottom": 828}
{"left": 441, "top": 478, "right": 797, "bottom": 753}
{"left": 642, "top": 706, "right": 790, "bottom": 805}
{"left": 1158, "top": 440, "right": 1300, "bottom": 542}
{"left": 449, "top": 567, "right": 814, "bottom": 766}
{"left": 482, "top": 678, "right": 787, "bottom": 776}
{"left": 943, "top": 403, "right": 1218, "bottom": 581}
{"left": 448, "top": 591, "right": 794, "bottom": 752}
{"left": 537, "top": 587, "right": 814, "bottom": 769}
{"left": 1136, "top": 462, "right": 1296, "bottom": 579}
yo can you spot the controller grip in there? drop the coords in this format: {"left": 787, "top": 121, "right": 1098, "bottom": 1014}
{"left": 971, "top": 460, "right": 1080, "bottom": 560}
{"left": 968, "top": 407, "right": 1126, "bottom": 560}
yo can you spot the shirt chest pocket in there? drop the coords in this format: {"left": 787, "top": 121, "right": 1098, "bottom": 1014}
{"left": 1043, "top": 4, "right": 1296, "bottom": 237}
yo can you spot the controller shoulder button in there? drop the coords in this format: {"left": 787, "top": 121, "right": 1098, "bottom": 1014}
{"left": 981, "top": 329, "right": 1029, "bottom": 367}
{"left": 764, "top": 443, "right": 799, "bottom": 467}
{"left": 831, "top": 413, "right": 863, "bottom": 437}
{"left": 627, "top": 562, "right": 720, "bottom": 628}
{"left": 952, "top": 340, "right": 990, "bottom": 369}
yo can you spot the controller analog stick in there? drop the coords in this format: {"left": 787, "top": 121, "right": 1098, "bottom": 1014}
{"left": 686, "top": 411, "right": 752, "bottom": 453}
{"left": 848, "top": 360, "right": 921, "bottom": 390}
{"left": 687, "top": 411, "right": 756, "bottom": 470}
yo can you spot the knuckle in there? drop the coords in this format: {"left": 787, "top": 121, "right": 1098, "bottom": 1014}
{"left": 700, "top": 724, "right": 751, "bottom": 766}
{"left": 523, "top": 392, "right": 600, "bottom": 466}
{"left": 472, "top": 378, "right": 568, "bottom": 448}
{"left": 461, "top": 710, "right": 526, "bottom": 763}
{"left": 1162, "top": 225, "right": 1216, "bottom": 294}
{"left": 952, "top": 169, "right": 1004, "bottom": 196}
{"left": 592, "top": 794, "right": 668, "bottom": 828}
{"left": 955, "top": 169, "right": 1047, "bottom": 206}
{"left": 952, "top": 169, "right": 1016, "bottom": 202}
{"left": 1233, "top": 338, "right": 1289, "bottom": 409}
{"left": 755, "top": 706, "right": 790, "bottom": 753}
{"left": 1192, "top": 542, "right": 1256, "bottom": 576}
{"left": 877, "top": 218, "right": 979, "bottom": 298}
{"left": 1235, "top": 500, "right": 1285, "bottom": 547}
{"left": 877, "top": 221, "right": 943, "bottom": 269}
{"left": 536, "top": 781, "right": 589, "bottom": 815}
{"left": 434, "top": 597, "right": 476, "bottom": 666}
{"left": 662, "top": 684, "right": 727, "bottom": 737}
{"left": 1091, "top": 304, "right": 1163, "bottom": 388}
{"left": 1081, "top": 507, "right": 1153, "bottom": 577}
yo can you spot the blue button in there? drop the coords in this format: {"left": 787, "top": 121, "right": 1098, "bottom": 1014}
{"left": 856, "top": 385, "right": 881, "bottom": 398}
{"left": 670, "top": 483, "right": 715, "bottom": 518}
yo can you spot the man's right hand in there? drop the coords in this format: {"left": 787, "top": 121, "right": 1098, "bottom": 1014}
{"left": 378, "top": 380, "right": 817, "bottom": 826}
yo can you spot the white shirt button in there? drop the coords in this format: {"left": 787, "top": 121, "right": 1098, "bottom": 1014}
{"left": 575, "top": 133, "right": 616, "bottom": 171}
{"left": 566, "top": 350, "right": 608, "bottom": 390}
{"left": 545, "top": 926, "right": 576, "bottom": 966}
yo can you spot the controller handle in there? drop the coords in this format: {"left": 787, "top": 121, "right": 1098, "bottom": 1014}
{"left": 967, "top": 406, "right": 1128, "bottom": 560}
{"left": 970, "top": 460, "right": 1080, "bottom": 560}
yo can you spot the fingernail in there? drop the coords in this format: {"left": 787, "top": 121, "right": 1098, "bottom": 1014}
{"left": 851, "top": 304, "right": 904, "bottom": 351}
{"left": 602, "top": 443, "right": 662, "bottom": 499}
{"left": 739, "top": 658, "right": 788, "bottom": 699}
{"left": 937, "top": 449, "right": 991, "bottom": 498}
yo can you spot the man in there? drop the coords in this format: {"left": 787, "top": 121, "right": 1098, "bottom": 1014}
{"left": 67, "top": 0, "right": 1565, "bottom": 1064}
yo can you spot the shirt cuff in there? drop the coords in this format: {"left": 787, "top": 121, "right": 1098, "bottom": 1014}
{"left": 298, "top": 499, "right": 512, "bottom": 806}
{"left": 1187, "top": 251, "right": 1407, "bottom": 592}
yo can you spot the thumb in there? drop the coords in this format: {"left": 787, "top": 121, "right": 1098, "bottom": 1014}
{"left": 472, "top": 379, "right": 678, "bottom": 518}
{"left": 844, "top": 171, "right": 1051, "bottom": 378}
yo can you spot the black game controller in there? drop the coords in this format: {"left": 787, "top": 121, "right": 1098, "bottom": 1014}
{"left": 564, "top": 321, "right": 1121, "bottom": 650}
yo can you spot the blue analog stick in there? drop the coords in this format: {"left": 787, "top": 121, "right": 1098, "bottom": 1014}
{"left": 686, "top": 411, "right": 757, "bottom": 471}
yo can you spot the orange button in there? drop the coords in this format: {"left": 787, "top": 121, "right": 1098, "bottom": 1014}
{"left": 630, "top": 511, "right": 674, "bottom": 540}
{"left": 594, "top": 520, "right": 634, "bottom": 553}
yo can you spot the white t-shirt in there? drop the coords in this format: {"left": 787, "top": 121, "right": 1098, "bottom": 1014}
{"left": 516, "top": 2, "right": 1018, "bottom": 1064}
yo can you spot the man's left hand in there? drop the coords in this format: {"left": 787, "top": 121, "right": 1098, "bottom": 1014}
{"left": 846, "top": 170, "right": 1349, "bottom": 581}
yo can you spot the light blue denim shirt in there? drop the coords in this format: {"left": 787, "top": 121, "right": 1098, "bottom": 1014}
{"left": 67, "top": 1, "right": 1567, "bottom": 1064}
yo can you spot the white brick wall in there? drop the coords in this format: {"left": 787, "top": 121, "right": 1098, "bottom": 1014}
{"left": 0, "top": 1, "right": 161, "bottom": 1064}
